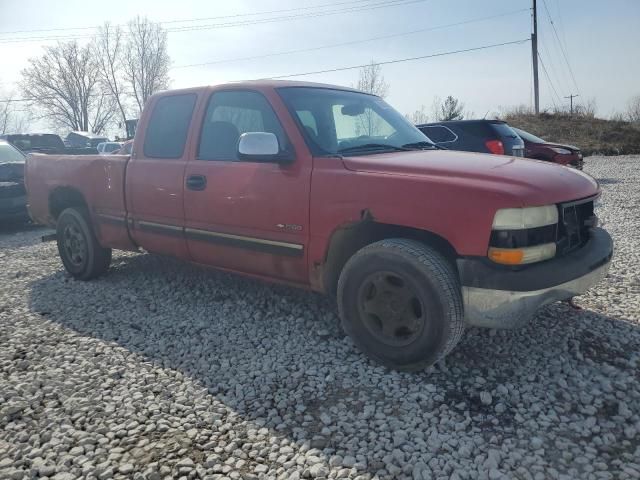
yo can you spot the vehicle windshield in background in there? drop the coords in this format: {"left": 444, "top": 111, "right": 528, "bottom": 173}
{"left": 0, "top": 142, "right": 26, "bottom": 163}
{"left": 278, "top": 87, "right": 435, "bottom": 156}
{"left": 0, "top": 142, "right": 26, "bottom": 182}
{"left": 491, "top": 122, "right": 520, "bottom": 139}
{"left": 8, "top": 134, "right": 64, "bottom": 152}
{"left": 103, "top": 143, "right": 121, "bottom": 153}
{"left": 513, "top": 127, "right": 546, "bottom": 144}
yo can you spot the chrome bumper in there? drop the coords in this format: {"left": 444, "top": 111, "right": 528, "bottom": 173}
{"left": 462, "top": 260, "right": 611, "bottom": 329}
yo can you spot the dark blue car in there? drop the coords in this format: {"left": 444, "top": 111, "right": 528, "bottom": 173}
{"left": 0, "top": 140, "right": 28, "bottom": 223}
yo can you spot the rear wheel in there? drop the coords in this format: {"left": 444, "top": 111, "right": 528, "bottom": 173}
{"left": 56, "top": 207, "right": 111, "bottom": 280}
{"left": 337, "top": 239, "right": 464, "bottom": 371}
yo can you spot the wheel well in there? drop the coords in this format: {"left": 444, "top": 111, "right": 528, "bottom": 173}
{"left": 321, "top": 221, "right": 459, "bottom": 295}
{"left": 49, "top": 187, "right": 88, "bottom": 221}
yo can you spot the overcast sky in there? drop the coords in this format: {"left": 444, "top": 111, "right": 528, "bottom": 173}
{"left": 1, "top": 0, "right": 639, "bottom": 127}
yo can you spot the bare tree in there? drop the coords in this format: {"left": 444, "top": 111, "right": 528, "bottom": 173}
{"left": 95, "top": 23, "right": 128, "bottom": 127}
{"left": 0, "top": 96, "right": 27, "bottom": 134}
{"left": 20, "top": 41, "right": 117, "bottom": 133}
{"left": 356, "top": 60, "right": 389, "bottom": 98}
{"left": 573, "top": 98, "right": 597, "bottom": 118}
{"left": 626, "top": 95, "right": 640, "bottom": 123}
{"left": 434, "top": 95, "right": 465, "bottom": 121}
{"left": 124, "top": 16, "right": 170, "bottom": 115}
{"left": 406, "top": 105, "right": 429, "bottom": 124}
{"left": 353, "top": 61, "right": 389, "bottom": 136}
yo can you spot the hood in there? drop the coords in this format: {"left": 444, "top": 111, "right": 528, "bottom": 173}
{"left": 542, "top": 142, "right": 580, "bottom": 152}
{"left": 341, "top": 150, "right": 598, "bottom": 206}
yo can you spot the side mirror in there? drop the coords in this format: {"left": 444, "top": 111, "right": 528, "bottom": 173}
{"left": 238, "top": 132, "right": 281, "bottom": 161}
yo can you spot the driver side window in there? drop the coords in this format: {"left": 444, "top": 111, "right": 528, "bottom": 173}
{"left": 198, "top": 90, "right": 289, "bottom": 161}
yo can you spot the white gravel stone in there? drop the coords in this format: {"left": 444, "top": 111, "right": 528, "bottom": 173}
{"left": 0, "top": 156, "right": 639, "bottom": 479}
{"left": 479, "top": 391, "right": 493, "bottom": 406}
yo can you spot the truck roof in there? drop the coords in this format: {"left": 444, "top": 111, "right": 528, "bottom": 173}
{"left": 68, "top": 131, "right": 109, "bottom": 139}
{"left": 152, "top": 80, "right": 363, "bottom": 97}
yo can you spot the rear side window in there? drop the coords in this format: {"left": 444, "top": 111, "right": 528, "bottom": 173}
{"left": 144, "top": 94, "right": 197, "bottom": 158}
{"left": 455, "top": 122, "right": 495, "bottom": 138}
{"left": 420, "top": 125, "right": 456, "bottom": 143}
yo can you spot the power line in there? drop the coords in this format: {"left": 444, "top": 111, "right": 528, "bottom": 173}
{"left": 259, "top": 39, "right": 530, "bottom": 79}
{"left": 171, "top": 8, "right": 530, "bottom": 69}
{"left": 538, "top": 41, "right": 568, "bottom": 96}
{"left": 537, "top": 52, "right": 561, "bottom": 108}
{"left": 564, "top": 93, "right": 579, "bottom": 115}
{"left": 0, "top": 0, "right": 426, "bottom": 44}
{"left": 165, "top": 0, "right": 424, "bottom": 32}
{"left": 0, "top": 39, "right": 530, "bottom": 104}
{"left": 539, "top": 25, "right": 571, "bottom": 94}
{"left": 0, "top": 0, "right": 376, "bottom": 35}
{"left": 541, "top": 0, "right": 581, "bottom": 96}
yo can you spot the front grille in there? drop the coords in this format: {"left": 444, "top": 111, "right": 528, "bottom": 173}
{"left": 556, "top": 198, "right": 595, "bottom": 255}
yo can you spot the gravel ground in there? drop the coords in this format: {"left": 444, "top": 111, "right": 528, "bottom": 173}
{"left": 1, "top": 155, "right": 639, "bottom": 480}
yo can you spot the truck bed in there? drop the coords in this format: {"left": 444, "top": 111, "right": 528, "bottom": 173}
{"left": 26, "top": 153, "right": 132, "bottom": 249}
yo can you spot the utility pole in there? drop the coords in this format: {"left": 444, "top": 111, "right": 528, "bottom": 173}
{"left": 532, "top": 0, "right": 540, "bottom": 114}
{"left": 565, "top": 94, "right": 579, "bottom": 115}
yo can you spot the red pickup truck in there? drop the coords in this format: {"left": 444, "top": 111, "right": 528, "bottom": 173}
{"left": 26, "top": 81, "right": 613, "bottom": 370}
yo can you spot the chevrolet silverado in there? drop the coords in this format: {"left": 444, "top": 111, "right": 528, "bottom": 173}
{"left": 25, "top": 81, "right": 613, "bottom": 370}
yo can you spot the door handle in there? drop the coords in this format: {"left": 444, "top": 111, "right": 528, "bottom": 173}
{"left": 186, "top": 174, "right": 207, "bottom": 191}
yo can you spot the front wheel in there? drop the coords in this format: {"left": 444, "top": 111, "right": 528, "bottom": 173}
{"left": 56, "top": 207, "right": 112, "bottom": 280}
{"left": 337, "top": 239, "right": 464, "bottom": 371}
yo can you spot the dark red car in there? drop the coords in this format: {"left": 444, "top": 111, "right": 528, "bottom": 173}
{"left": 513, "top": 127, "right": 583, "bottom": 170}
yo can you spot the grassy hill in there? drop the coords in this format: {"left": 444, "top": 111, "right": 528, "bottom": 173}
{"left": 502, "top": 112, "right": 640, "bottom": 156}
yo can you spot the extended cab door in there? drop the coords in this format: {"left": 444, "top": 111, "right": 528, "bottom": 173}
{"left": 125, "top": 92, "right": 198, "bottom": 259}
{"left": 182, "top": 88, "right": 311, "bottom": 283}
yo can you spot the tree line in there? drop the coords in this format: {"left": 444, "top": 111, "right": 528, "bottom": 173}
{"left": 16, "top": 16, "right": 169, "bottom": 136}
{"left": 3, "top": 49, "right": 640, "bottom": 137}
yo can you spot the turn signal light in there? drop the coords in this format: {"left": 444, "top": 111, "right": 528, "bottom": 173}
{"left": 488, "top": 248, "right": 525, "bottom": 265}
{"left": 485, "top": 139, "right": 505, "bottom": 155}
{"left": 488, "top": 243, "right": 556, "bottom": 265}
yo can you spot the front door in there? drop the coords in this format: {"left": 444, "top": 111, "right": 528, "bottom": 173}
{"left": 126, "top": 92, "right": 198, "bottom": 259}
{"left": 183, "top": 89, "right": 311, "bottom": 283}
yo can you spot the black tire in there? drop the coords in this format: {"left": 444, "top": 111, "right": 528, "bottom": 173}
{"left": 337, "top": 238, "right": 464, "bottom": 371}
{"left": 56, "top": 207, "right": 112, "bottom": 280}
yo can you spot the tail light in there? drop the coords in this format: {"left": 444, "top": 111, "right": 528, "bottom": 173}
{"left": 485, "top": 139, "right": 505, "bottom": 155}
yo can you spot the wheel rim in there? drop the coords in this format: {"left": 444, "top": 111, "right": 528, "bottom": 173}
{"left": 357, "top": 271, "right": 425, "bottom": 347}
{"left": 62, "top": 222, "right": 87, "bottom": 267}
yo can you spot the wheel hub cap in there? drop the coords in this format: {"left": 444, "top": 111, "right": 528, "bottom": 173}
{"left": 358, "top": 272, "right": 425, "bottom": 347}
{"left": 63, "top": 223, "right": 86, "bottom": 267}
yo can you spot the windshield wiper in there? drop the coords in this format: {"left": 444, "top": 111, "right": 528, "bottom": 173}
{"left": 401, "top": 141, "right": 447, "bottom": 150}
{"left": 338, "top": 143, "right": 410, "bottom": 154}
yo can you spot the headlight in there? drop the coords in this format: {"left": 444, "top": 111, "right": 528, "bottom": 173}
{"left": 489, "top": 205, "right": 558, "bottom": 265}
{"left": 492, "top": 205, "right": 558, "bottom": 230}
{"left": 551, "top": 147, "right": 572, "bottom": 155}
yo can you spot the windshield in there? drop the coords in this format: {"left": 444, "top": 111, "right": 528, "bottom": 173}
{"left": 0, "top": 142, "right": 26, "bottom": 163}
{"left": 104, "top": 143, "right": 121, "bottom": 152}
{"left": 9, "top": 134, "right": 63, "bottom": 151}
{"left": 513, "top": 127, "right": 546, "bottom": 143}
{"left": 278, "top": 87, "right": 434, "bottom": 156}
{"left": 90, "top": 138, "right": 108, "bottom": 147}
